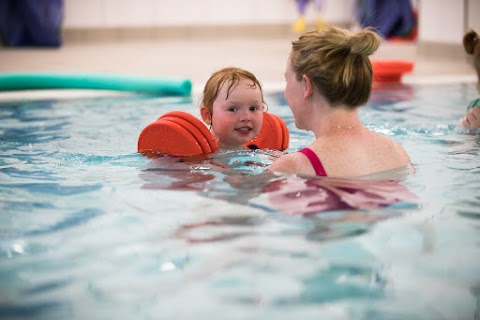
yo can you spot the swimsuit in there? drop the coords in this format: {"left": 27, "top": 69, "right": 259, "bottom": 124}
{"left": 467, "top": 98, "right": 480, "bottom": 111}
{"left": 298, "top": 148, "right": 327, "bottom": 176}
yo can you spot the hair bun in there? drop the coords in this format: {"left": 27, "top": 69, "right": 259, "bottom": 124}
{"left": 349, "top": 29, "right": 381, "bottom": 56}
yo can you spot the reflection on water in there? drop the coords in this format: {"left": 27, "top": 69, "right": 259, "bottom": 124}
{"left": 138, "top": 151, "right": 418, "bottom": 245}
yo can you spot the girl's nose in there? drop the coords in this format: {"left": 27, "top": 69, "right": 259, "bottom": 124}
{"left": 239, "top": 109, "right": 251, "bottom": 121}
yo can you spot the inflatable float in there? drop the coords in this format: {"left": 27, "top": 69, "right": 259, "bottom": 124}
{"left": 0, "top": 72, "right": 192, "bottom": 96}
{"left": 138, "top": 111, "right": 289, "bottom": 157}
{"left": 371, "top": 60, "right": 414, "bottom": 83}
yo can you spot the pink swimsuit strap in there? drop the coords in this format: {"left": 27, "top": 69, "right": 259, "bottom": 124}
{"left": 298, "top": 148, "right": 327, "bottom": 176}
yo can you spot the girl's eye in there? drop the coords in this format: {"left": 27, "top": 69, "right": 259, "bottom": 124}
{"left": 227, "top": 107, "right": 237, "bottom": 112}
{"left": 249, "top": 106, "right": 259, "bottom": 112}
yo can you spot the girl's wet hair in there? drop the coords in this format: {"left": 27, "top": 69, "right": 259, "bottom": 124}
{"left": 290, "top": 25, "right": 381, "bottom": 109}
{"left": 200, "top": 67, "right": 265, "bottom": 113}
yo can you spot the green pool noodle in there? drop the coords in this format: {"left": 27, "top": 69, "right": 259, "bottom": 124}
{"left": 0, "top": 72, "right": 192, "bottom": 96}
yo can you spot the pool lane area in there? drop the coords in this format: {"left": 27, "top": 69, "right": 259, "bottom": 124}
{"left": 0, "top": 35, "right": 477, "bottom": 98}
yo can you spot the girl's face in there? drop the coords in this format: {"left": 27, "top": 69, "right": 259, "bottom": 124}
{"left": 203, "top": 78, "right": 264, "bottom": 150}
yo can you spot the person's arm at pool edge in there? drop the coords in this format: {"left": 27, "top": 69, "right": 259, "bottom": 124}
{"left": 460, "top": 107, "right": 480, "bottom": 129}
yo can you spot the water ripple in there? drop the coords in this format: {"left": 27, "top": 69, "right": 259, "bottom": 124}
{"left": 1, "top": 182, "right": 102, "bottom": 196}
{"left": 25, "top": 208, "right": 104, "bottom": 236}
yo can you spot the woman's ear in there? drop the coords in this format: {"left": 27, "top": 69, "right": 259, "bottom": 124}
{"left": 302, "top": 74, "right": 314, "bottom": 99}
{"left": 200, "top": 106, "right": 212, "bottom": 125}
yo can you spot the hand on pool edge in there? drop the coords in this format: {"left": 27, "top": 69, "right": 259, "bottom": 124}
{"left": 460, "top": 107, "right": 480, "bottom": 129}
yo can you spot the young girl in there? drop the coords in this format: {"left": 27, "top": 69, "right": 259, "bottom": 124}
{"left": 200, "top": 67, "right": 265, "bottom": 150}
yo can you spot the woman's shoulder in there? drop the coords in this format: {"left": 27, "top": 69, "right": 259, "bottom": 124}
{"left": 268, "top": 151, "right": 308, "bottom": 174}
{"left": 369, "top": 133, "right": 411, "bottom": 169}
{"left": 317, "top": 131, "right": 410, "bottom": 175}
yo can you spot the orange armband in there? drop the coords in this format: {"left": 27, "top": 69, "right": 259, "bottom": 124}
{"left": 138, "top": 111, "right": 289, "bottom": 157}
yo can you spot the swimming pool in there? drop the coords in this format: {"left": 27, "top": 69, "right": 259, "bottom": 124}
{"left": 1, "top": 81, "right": 479, "bottom": 319}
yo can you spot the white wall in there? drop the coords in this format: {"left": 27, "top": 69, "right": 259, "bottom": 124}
{"left": 63, "top": 0, "right": 356, "bottom": 28}
{"left": 418, "top": 0, "right": 479, "bottom": 44}
{"left": 64, "top": 0, "right": 480, "bottom": 44}
{"left": 467, "top": 0, "right": 480, "bottom": 31}
{"left": 418, "top": 0, "right": 464, "bottom": 44}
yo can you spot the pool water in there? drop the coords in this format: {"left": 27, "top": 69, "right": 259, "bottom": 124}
{"left": 0, "top": 83, "right": 479, "bottom": 319}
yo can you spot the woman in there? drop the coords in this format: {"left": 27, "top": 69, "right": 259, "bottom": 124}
{"left": 269, "top": 25, "right": 411, "bottom": 177}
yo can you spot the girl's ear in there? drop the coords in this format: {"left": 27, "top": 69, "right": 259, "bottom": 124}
{"left": 302, "top": 74, "right": 314, "bottom": 99}
{"left": 200, "top": 106, "right": 212, "bottom": 125}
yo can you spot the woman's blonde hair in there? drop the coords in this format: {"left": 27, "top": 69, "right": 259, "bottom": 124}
{"left": 200, "top": 67, "right": 265, "bottom": 113}
{"left": 291, "top": 25, "right": 380, "bottom": 109}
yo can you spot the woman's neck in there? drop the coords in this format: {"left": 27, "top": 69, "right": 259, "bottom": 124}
{"left": 310, "top": 106, "right": 362, "bottom": 137}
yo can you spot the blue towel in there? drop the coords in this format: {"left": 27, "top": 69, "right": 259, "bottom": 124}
{"left": 358, "top": 0, "right": 415, "bottom": 38}
{"left": 0, "top": 0, "right": 63, "bottom": 47}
